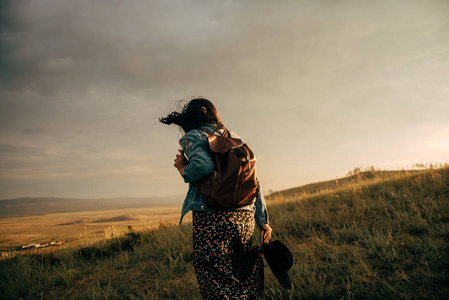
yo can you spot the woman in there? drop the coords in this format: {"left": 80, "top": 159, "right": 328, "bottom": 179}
{"left": 160, "top": 98, "right": 272, "bottom": 299}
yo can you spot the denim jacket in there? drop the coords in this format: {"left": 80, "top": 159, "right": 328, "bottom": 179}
{"left": 179, "top": 125, "right": 269, "bottom": 227}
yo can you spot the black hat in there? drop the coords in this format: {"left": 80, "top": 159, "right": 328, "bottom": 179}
{"left": 262, "top": 240, "right": 293, "bottom": 289}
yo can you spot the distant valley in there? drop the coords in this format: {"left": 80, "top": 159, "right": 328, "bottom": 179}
{"left": 0, "top": 195, "right": 185, "bottom": 250}
{"left": 0, "top": 195, "right": 183, "bottom": 217}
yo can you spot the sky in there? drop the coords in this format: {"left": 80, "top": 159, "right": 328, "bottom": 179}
{"left": 1, "top": 0, "right": 448, "bottom": 200}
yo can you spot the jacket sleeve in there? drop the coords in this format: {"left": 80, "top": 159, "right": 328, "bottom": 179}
{"left": 180, "top": 130, "right": 214, "bottom": 183}
{"left": 254, "top": 184, "right": 269, "bottom": 227}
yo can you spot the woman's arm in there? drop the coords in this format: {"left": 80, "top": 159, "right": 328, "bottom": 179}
{"left": 255, "top": 188, "right": 272, "bottom": 243}
{"left": 177, "top": 130, "right": 214, "bottom": 183}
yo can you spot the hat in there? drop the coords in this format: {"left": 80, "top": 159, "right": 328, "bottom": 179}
{"left": 262, "top": 240, "right": 293, "bottom": 289}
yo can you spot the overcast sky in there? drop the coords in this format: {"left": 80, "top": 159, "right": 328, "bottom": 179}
{"left": 1, "top": 0, "right": 448, "bottom": 200}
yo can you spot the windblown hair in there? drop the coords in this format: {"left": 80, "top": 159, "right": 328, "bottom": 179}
{"left": 159, "top": 98, "right": 223, "bottom": 133}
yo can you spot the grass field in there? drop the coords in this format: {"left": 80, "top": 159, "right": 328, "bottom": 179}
{"left": 0, "top": 166, "right": 448, "bottom": 299}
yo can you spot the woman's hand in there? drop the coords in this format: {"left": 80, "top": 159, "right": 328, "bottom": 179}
{"left": 259, "top": 224, "right": 272, "bottom": 244}
{"left": 174, "top": 149, "right": 188, "bottom": 175}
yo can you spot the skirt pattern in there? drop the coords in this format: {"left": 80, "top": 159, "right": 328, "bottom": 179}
{"left": 192, "top": 210, "right": 264, "bottom": 300}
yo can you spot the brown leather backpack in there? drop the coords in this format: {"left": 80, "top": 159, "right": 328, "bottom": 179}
{"left": 193, "top": 127, "right": 259, "bottom": 209}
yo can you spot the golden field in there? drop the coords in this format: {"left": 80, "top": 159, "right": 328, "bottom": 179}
{"left": 0, "top": 165, "right": 448, "bottom": 299}
{"left": 0, "top": 206, "right": 182, "bottom": 251}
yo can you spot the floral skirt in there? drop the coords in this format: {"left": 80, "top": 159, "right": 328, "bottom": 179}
{"left": 192, "top": 210, "right": 264, "bottom": 300}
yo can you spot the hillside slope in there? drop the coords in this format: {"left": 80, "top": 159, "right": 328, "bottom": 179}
{"left": 267, "top": 169, "right": 421, "bottom": 200}
{"left": 1, "top": 167, "right": 448, "bottom": 299}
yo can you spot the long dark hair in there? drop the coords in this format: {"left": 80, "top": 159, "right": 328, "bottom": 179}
{"left": 159, "top": 98, "right": 223, "bottom": 133}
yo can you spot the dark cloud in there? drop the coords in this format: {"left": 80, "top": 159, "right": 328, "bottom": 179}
{"left": 1, "top": 0, "right": 449, "bottom": 198}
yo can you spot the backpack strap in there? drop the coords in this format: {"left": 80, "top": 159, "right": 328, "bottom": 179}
{"left": 199, "top": 129, "right": 213, "bottom": 136}
{"left": 200, "top": 128, "right": 243, "bottom": 153}
{"left": 216, "top": 126, "right": 231, "bottom": 138}
{"left": 199, "top": 126, "right": 230, "bottom": 137}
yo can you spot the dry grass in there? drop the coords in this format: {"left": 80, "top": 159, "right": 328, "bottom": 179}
{"left": 1, "top": 166, "right": 448, "bottom": 299}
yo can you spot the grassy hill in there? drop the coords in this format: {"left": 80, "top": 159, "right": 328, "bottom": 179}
{"left": 0, "top": 166, "right": 448, "bottom": 299}
{"left": 266, "top": 167, "right": 421, "bottom": 200}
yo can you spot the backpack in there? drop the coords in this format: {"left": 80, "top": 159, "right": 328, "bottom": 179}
{"left": 193, "top": 127, "right": 260, "bottom": 210}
